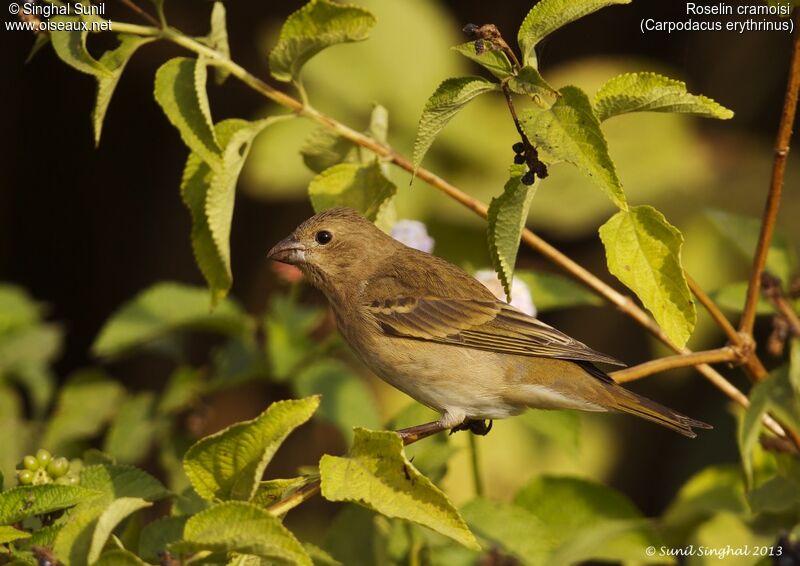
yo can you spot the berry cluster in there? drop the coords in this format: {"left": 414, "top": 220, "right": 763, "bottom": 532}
{"left": 16, "top": 449, "right": 79, "bottom": 486}
{"left": 513, "top": 142, "right": 548, "bottom": 185}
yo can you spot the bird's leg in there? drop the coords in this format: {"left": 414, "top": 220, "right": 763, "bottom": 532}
{"left": 395, "top": 420, "right": 448, "bottom": 445}
{"left": 450, "top": 419, "right": 494, "bottom": 436}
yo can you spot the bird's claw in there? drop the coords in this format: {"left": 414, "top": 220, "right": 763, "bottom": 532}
{"left": 449, "top": 419, "right": 493, "bottom": 436}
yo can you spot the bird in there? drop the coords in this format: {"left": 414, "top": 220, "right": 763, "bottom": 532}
{"left": 268, "top": 207, "right": 711, "bottom": 440}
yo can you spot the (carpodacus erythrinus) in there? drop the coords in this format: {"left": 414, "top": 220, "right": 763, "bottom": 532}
{"left": 268, "top": 208, "right": 711, "bottom": 439}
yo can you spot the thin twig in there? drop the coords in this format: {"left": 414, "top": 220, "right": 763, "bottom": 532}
{"left": 611, "top": 347, "right": 738, "bottom": 383}
{"left": 762, "top": 272, "right": 800, "bottom": 337}
{"left": 739, "top": 8, "right": 800, "bottom": 336}
{"left": 267, "top": 479, "right": 321, "bottom": 516}
{"left": 100, "top": 21, "right": 787, "bottom": 440}
{"left": 119, "top": 0, "right": 161, "bottom": 28}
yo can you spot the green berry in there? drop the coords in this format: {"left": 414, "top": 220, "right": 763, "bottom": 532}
{"left": 36, "top": 449, "right": 52, "bottom": 466}
{"left": 47, "top": 457, "right": 69, "bottom": 478}
{"left": 23, "top": 455, "right": 39, "bottom": 471}
{"left": 17, "top": 470, "right": 34, "bottom": 485}
{"left": 66, "top": 475, "right": 79, "bottom": 486}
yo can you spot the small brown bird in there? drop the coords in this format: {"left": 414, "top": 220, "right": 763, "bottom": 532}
{"left": 268, "top": 208, "right": 711, "bottom": 439}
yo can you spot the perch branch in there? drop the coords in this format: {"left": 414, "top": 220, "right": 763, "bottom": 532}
{"left": 739, "top": 10, "right": 800, "bottom": 336}
{"left": 611, "top": 347, "right": 738, "bottom": 383}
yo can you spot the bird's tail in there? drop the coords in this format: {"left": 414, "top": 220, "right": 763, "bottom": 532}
{"left": 577, "top": 361, "right": 712, "bottom": 438}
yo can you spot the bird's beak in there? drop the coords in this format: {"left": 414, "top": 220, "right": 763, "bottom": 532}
{"left": 268, "top": 236, "right": 306, "bottom": 265}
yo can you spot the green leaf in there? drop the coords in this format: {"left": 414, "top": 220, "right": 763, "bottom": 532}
{"left": 599, "top": 205, "right": 696, "bottom": 347}
{"left": 138, "top": 516, "right": 187, "bottom": 563}
{"left": 154, "top": 57, "right": 221, "bottom": 168}
{"left": 88, "top": 498, "right": 152, "bottom": 563}
{"left": 26, "top": 33, "right": 51, "bottom": 64}
{"left": 300, "top": 127, "right": 358, "bottom": 173}
{"left": 514, "top": 270, "right": 603, "bottom": 311}
{"left": 41, "top": 372, "right": 126, "bottom": 452}
{"left": 692, "top": 513, "right": 772, "bottom": 565}
{"left": 519, "top": 410, "right": 581, "bottom": 460}
{"left": 158, "top": 366, "right": 205, "bottom": 415}
{"left": 319, "top": 428, "right": 478, "bottom": 550}
{"left": 594, "top": 72, "right": 734, "bottom": 122}
{"left": 6, "top": 364, "right": 56, "bottom": 420}
{"left": 294, "top": 360, "right": 380, "bottom": 440}
{"left": 487, "top": 165, "right": 538, "bottom": 299}
{"left": 269, "top": 0, "right": 377, "bottom": 82}
{"left": 791, "top": 339, "right": 800, "bottom": 397}
{"left": 507, "top": 65, "right": 559, "bottom": 101}
{"left": 265, "top": 295, "right": 324, "bottom": 380}
{"left": 182, "top": 118, "right": 277, "bottom": 305}
{"left": 386, "top": 404, "right": 456, "bottom": 484}
{"left": 521, "top": 86, "right": 626, "bottom": 209}
{"left": 710, "top": 281, "right": 773, "bottom": 315}
{"left": 92, "top": 282, "right": 249, "bottom": 358}
{"left": 517, "top": 0, "right": 631, "bottom": 66}
{"left": 94, "top": 549, "right": 149, "bottom": 566}
{"left": 53, "top": 496, "right": 110, "bottom": 566}
{"left": 183, "top": 396, "right": 319, "bottom": 501}
{"left": 49, "top": 16, "right": 111, "bottom": 76}
{"left": 208, "top": 2, "right": 231, "bottom": 85}
{"left": 308, "top": 162, "right": 396, "bottom": 221}
{"left": 461, "top": 498, "right": 552, "bottom": 563}
{"left": 103, "top": 393, "right": 157, "bottom": 464}
{"left": 79, "top": 464, "right": 169, "bottom": 501}
{"left": 412, "top": 77, "right": 498, "bottom": 170}
{"left": 450, "top": 42, "right": 513, "bottom": 79}
{"left": 0, "top": 526, "right": 30, "bottom": 545}
{"left": 0, "top": 324, "right": 61, "bottom": 375}
{"left": 0, "top": 284, "right": 42, "bottom": 333}
{"left": 177, "top": 501, "right": 312, "bottom": 565}
{"left": 0, "top": 484, "right": 97, "bottom": 525}
{"left": 748, "top": 475, "right": 800, "bottom": 514}
{"left": 706, "top": 209, "right": 796, "bottom": 283}
{"left": 251, "top": 477, "right": 314, "bottom": 510}
{"left": 738, "top": 366, "right": 800, "bottom": 484}
{"left": 93, "top": 35, "right": 155, "bottom": 146}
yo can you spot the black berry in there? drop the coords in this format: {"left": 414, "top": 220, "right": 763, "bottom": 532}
{"left": 462, "top": 23, "right": 479, "bottom": 37}
{"left": 512, "top": 142, "right": 525, "bottom": 154}
{"left": 521, "top": 172, "right": 535, "bottom": 185}
{"left": 513, "top": 154, "right": 525, "bottom": 164}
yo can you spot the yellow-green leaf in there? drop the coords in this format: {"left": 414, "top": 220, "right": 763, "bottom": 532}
{"left": 599, "top": 205, "right": 696, "bottom": 347}
{"left": 308, "top": 162, "right": 396, "bottom": 221}
{"left": 49, "top": 16, "right": 111, "bottom": 77}
{"left": 319, "top": 428, "right": 479, "bottom": 550}
{"left": 208, "top": 2, "right": 231, "bottom": 85}
{"left": 451, "top": 42, "right": 513, "bottom": 80}
{"left": 0, "top": 525, "right": 30, "bottom": 545}
{"left": 594, "top": 72, "right": 734, "bottom": 122}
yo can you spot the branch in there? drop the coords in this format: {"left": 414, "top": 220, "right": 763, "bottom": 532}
{"left": 100, "top": 21, "right": 785, "bottom": 440}
{"left": 611, "top": 347, "right": 737, "bottom": 383}
{"left": 739, "top": 9, "right": 800, "bottom": 336}
{"left": 762, "top": 272, "right": 800, "bottom": 337}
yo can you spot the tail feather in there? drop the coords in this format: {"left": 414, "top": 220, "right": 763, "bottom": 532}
{"left": 576, "top": 361, "right": 712, "bottom": 438}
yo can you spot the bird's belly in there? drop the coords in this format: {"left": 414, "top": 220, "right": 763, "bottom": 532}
{"left": 352, "top": 334, "right": 525, "bottom": 421}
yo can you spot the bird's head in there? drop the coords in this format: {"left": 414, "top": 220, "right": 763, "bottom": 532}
{"left": 268, "top": 207, "right": 398, "bottom": 295}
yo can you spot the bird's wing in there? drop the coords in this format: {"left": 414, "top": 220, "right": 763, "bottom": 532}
{"left": 364, "top": 296, "right": 625, "bottom": 366}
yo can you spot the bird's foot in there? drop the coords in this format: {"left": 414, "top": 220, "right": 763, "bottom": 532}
{"left": 449, "top": 419, "right": 493, "bottom": 436}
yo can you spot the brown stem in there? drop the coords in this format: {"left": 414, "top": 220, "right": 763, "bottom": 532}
{"left": 739, "top": 9, "right": 800, "bottom": 336}
{"left": 763, "top": 272, "right": 800, "bottom": 337}
{"left": 611, "top": 347, "right": 738, "bottom": 383}
{"left": 120, "top": 0, "right": 161, "bottom": 28}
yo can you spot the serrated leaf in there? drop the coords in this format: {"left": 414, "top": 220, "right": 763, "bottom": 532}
{"left": 176, "top": 501, "right": 312, "bottom": 565}
{"left": 517, "top": 0, "right": 631, "bottom": 66}
{"left": 94, "top": 549, "right": 149, "bottom": 566}
{"left": 79, "top": 464, "right": 169, "bottom": 501}
{"left": 387, "top": 404, "right": 456, "bottom": 484}
{"left": 521, "top": 86, "right": 627, "bottom": 209}
{"left": 487, "top": 165, "right": 538, "bottom": 299}
{"left": 739, "top": 366, "right": 800, "bottom": 485}
{"left": 93, "top": 35, "right": 154, "bottom": 146}
{"left": 514, "top": 270, "right": 603, "bottom": 311}
{"left": 182, "top": 118, "right": 276, "bottom": 305}
{"left": 92, "top": 282, "right": 249, "bottom": 358}
{"left": 154, "top": 57, "right": 221, "bottom": 168}
{"left": 507, "top": 65, "right": 558, "bottom": 101}
{"left": 0, "top": 525, "right": 30, "bottom": 545}
{"left": 0, "top": 485, "right": 96, "bottom": 525}
{"left": 709, "top": 281, "right": 773, "bottom": 315}
{"left": 209, "top": 2, "right": 231, "bottom": 85}
{"left": 308, "top": 162, "right": 396, "bottom": 221}
{"left": 251, "top": 477, "right": 314, "bottom": 510}
{"left": 412, "top": 77, "right": 498, "bottom": 170}
{"left": 599, "top": 205, "right": 696, "bottom": 347}
{"left": 269, "top": 0, "right": 376, "bottom": 82}
{"left": 461, "top": 498, "right": 552, "bottom": 563}
{"left": 40, "top": 372, "right": 126, "bottom": 452}
{"left": 88, "top": 498, "right": 152, "bottom": 564}
{"left": 706, "top": 209, "right": 796, "bottom": 283}
{"left": 183, "top": 397, "right": 319, "bottom": 501}
{"left": 49, "top": 16, "right": 111, "bottom": 77}
{"left": 138, "top": 516, "right": 187, "bottom": 563}
{"left": 594, "top": 72, "right": 734, "bottom": 122}
{"left": 294, "top": 360, "right": 380, "bottom": 440}
{"left": 53, "top": 496, "right": 110, "bottom": 566}
{"left": 300, "top": 127, "right": 357, "bottom": 173}
{"left": 103, "top": 393, "right": 157, "bottom": 464}
{"left": 450, "top": 42, "right": 513, "bottom": 79}
{"left": 319, "top": 428, "right": 478, "bottom": 550}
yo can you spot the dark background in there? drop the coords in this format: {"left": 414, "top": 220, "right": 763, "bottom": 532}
{"left": 1, "top": 0, "right": 796, "bottom": 516}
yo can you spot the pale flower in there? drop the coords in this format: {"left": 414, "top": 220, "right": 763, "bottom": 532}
{"left": 391, "top": 220, "right": 435, "bottom": 253}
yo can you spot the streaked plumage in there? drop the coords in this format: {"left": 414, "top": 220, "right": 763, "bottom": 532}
{"left": 268, "top": 207, "right": 711, "bottom": 438}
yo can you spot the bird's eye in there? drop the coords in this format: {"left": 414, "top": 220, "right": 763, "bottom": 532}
{"left": 315, "top": 230, "right": 333, "bottom": 245}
